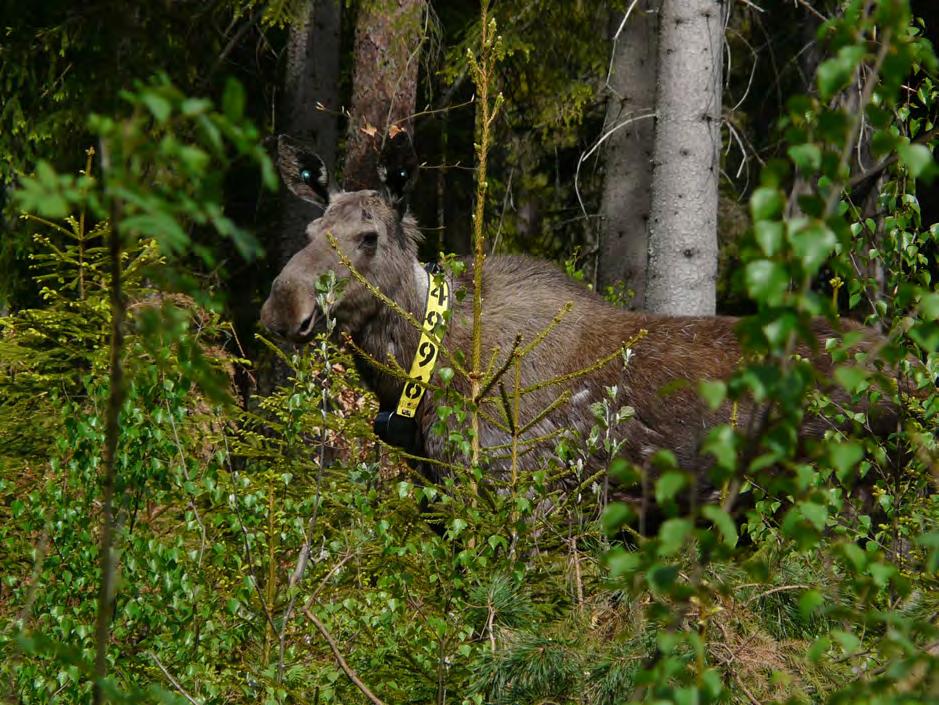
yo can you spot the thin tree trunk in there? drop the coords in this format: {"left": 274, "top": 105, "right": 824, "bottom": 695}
{"left": 278, "top": 0, "right": 342, "bottom": 267}
{"left": 343, "top": 0, "right": 425, "bottom": 190}
{"left": 596, "top": 1, "right": 659, "bottom": 308}
{"left": 92, "top": 152, "right": 126, "bottom": 705}
{"left": 645, "top": 0, "right": 725, "bottom": 315}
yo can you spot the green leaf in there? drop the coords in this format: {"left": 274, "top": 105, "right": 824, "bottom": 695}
{"left": 800, "top": 589, "right": 825, "bottom": 619}
{"left": 917, "top": 531, "right": 939, "bottom": 573}
{"left": 698, "top": 380, "right": 726, "bottom": 411}
{"left": 180, "top": 97, "right": 212, "bottom": 116}
{"left": 15, "top": 162, "right": 74, "bottom": 218}
{"left": 702, "top": 505, "right": 738, "bottom": 546}
{"left": 602, "top": 502, "right": 634, "bottom": 534}
{"left": 916, "top": 530, "right": 939, "bottom": 550}
{"left": 655, "top": 471, "right": 687, "bottom": 505}
{"left": 841, "top": 542, "right": 867, "bottom": 572}
{"left": 788, "top": 143, "right": 822, "bottom": 171}
{"left": 701, "top": 668, "right": 723, "bottom": 699}
{"left": 799, "top": 501, "right": 828, "bottom": 531}
{"left": 817, "top": 45, "right": 865, "bottom": 100}
{"left": 868, "top": 562, "right": 895, "bottom": 588}
{"left": 909, "top": 320, "right": 939, "bottom": 352}
{"left": 606, "top": 547, "right": 641, "bottom": 577}
{"left": 447, "top": 517, "right": 467, "bottom": 538}
{"left": 650, "top": 449, "right": 678, "bottom": 470}
{"left": 176, "top": 145, "right": 210, "bottom": 173}
{"left": 487, "top": 533, "right": 507, "bottom": 551}
{"left": 701, "top": 424, "right": 737, "bottom": 471}
{"left": 897, "top": 142, "right": 935, "bottom": 178}
{"left": 16, "top": 183, "right": 68, "bottom": 219}
{"left": 806, "top": 640, "right": 833, "bottom": 668}
{"left": 122, "top": 212, "right": 189, "bottom": 254}
{"left": 754, "top": 220, "right": 785, "bottom": 256}
{"left": 790, "top": 221, "right": 837, "bottom": 274}
{"left": 646, "top": 563, "right": 679, "bottom": 590}
{"left": 197, "top": 115, "right": 224, "bottom": 153}
{"left": 745, "top": 259, "right": 789, "bottom": 306}
{"left": 750, "top": 187, "right": 784, "bottom": 221}
{"left": 834, "top": 366, "right": 869, "bottom": 394}
{"left": 762, "top": 310, "right": 798, "bottom": 348}
{"left": 141, "top": 91, "right": 172, "bottom": 123}
{"left": 919, "top": 292, "right": 939, "bottom": 320}
{"left": 829, "top": 441, "right": 864, "bottom": 478}
{"left": 222, "top": 78, "right": 246, "bottom": 121}
{"left": 658, "top": 518, "right": 692, "bottom": 556}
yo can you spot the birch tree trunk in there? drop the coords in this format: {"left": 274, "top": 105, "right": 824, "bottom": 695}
{"left": 645, "top": 0, "right": 725, "bottom": 315}
{"left": 278, "top": 0, "right": 342, "bottom": 267}
{"left": 596, "top": 1, "right": 659, "bottom": 308}
{"left": 343, "top": 0, "right": 425, "bottom": 191}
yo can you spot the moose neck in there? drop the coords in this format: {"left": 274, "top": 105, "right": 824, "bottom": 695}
{"left": 349, "top": 259, "right": 427, "bottom": 410}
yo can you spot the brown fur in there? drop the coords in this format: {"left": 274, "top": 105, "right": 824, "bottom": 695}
{"left": 261, "top": 189, "right": 892, "bottom": 484}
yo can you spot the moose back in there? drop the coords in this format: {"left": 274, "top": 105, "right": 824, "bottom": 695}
{"left": 260, "top": 136, "right": 891, "bottom": 482}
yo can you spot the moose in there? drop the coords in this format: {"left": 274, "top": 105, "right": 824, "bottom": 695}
{"left": 261, "top": 135, "right": 898, "bottom": 493}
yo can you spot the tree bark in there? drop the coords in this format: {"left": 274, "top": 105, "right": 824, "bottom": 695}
{"left": 645, "top": 0, "right": 725, "bottom": 316}
{"left": 596, "top": 2, "right": 659, "bottom": 308}
{"left": 278, "top": 0, "right": 342, "bottom": 267}
{"left": 259, "top": 0, "right": 343, "bottom": 401}
{"left": 343, "top": 0, "right": 425, "bottom": 191}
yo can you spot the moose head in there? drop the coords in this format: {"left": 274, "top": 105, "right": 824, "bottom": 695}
{"left": 260, "top": 133, "right": 422, "bottom": 343}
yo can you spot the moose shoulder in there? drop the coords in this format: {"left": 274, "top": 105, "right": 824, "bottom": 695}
{"left": 261, "top": 136, "right": 893, "bottom": 480}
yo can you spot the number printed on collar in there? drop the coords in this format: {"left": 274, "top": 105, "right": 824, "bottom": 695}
{"left": 395, "top": 268, "right": 450, "bottom": 419}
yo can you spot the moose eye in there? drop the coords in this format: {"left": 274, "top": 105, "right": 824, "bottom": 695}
{"left": 359, "top": 231, "right": 378, "bottom": 249}
{"left": 300, "top": 168, "right": 313, "bottom": 185}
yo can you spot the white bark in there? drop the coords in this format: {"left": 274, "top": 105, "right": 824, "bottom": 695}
{"left": 645, "top": 0, "right": 725, "bottom": 315}
{"left": 597, "top": 1, "right": 659, "bottom": 308}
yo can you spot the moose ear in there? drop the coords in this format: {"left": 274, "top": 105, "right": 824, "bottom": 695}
{"left": 378, "top": 129, "right": 419, "bottom": 208}
{"left": 277, "top": 134, "right": 331, "bottom": 207}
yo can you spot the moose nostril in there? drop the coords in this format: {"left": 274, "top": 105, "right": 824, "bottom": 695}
{"left": 297, "top": 311, "right": 316, "bottom": 337}
{"left": 264, "top": 318, "right": 285, "bottom": 337}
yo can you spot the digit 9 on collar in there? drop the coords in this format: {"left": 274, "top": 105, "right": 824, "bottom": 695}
{"left": 395, "top": 269, "right": 450, "bottom": 419}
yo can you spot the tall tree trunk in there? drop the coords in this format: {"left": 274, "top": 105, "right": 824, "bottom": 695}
{"left": 596, "top": 2, "right": 659, "bottom": 308}
{"left": 645, "top": 0, "right": 724, "bottom": 315}
{"left": 278, "top": 0, "right": 342, "bottom": 267}
{"left": 343, "top": 0, "right": 426, "bottom": 190}
{"left": 259, "top": 0, "right": 343, "bottom": 401}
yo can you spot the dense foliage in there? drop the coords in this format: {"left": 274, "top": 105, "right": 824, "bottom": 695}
{"left": 1, "top": 1, "right": 938, "bottom": 705}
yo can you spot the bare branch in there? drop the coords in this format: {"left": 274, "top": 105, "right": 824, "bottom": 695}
{"left": 303, "top": 606, "right": 388, "bottom": 705}
{"left": 574, "top": 112, "right": 656, "bottom": 219}
{"left": 148, "top": 652, "right": 202, "bottom": 705}
{"left": 792, "top": 0, "right": 827, "bottom": 22}
{"left": 605, "top": 0, "right": 643, "bottom": 96}
{"left": 743, "top": 584, "right": 811, "bottom": 607}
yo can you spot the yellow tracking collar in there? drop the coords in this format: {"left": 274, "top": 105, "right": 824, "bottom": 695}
{"left": 396, "top": 268, "right": 450, "bottom": 418}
